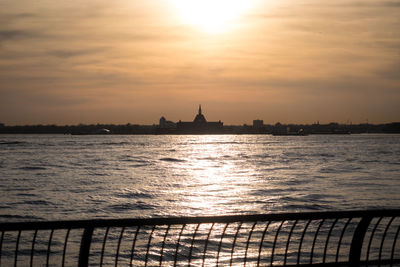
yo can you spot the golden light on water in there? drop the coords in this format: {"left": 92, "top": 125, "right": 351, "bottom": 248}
{"left": 170, "top": 135, "right": 260, "bottom": 215}
{"left": 168, "top": 0, "right": 259, "bottom": 34}
{"left": 186, "top": 157, "right": 236, "bottom": 212}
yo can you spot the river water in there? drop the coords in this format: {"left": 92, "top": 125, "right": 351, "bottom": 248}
{"left": 0, "top": 134, "right": 399, "bottom": 222}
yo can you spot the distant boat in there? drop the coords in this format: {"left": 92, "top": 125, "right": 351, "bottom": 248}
{"left": 95, "top": 128, "right": 111, "bottom": 134}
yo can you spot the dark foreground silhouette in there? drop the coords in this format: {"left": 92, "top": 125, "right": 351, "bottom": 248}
{"left": 1, "top": 209, "right": 399, "bottom": 266}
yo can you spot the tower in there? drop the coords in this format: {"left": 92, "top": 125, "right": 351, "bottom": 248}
{"left": 193, "top": 104, "right": 207, "bottom": 124}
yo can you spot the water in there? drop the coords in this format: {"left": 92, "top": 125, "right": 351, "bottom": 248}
{"left": 1, "top": 134, "right": 399, "bottom": 222}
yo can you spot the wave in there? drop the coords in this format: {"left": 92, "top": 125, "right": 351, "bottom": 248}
{"left": 0, "top": 214, "right": 43, "bottom": 221}
{"left": 279, "top": 203, "right": 333, "bottom": 211}
{"left": 261, "top": 166, "right": 294, "bottom": 171}
{"left": 16, "top": 192, "right": 37, "bottom": 197}
{"left": 106, "top": 201, "right": 156, "bottom": 212}
{"left": 115, "top": 191, "right": 154, "bottom": 199}
{"left": 303, "top": 193, "right": 340, "bottom": 203}
{"left": 120, "top": 158, "right": 149, "bottom": 164}
{"left": 18, "top": 166, "right": 47, "bottom": 170}
{"left": 311, "top": 153, "right": 335, "bottom": 158}
{"left": 100, "top": 141, "right": 131, "bottom": 146}
{"left": 118, "top": 156, "right": 152, "bottom": 167}
{"left": 198, "top": 156, "right": 218, "bottom": 161}
{"left": 254, "top": 153, "right": 274, "bottom": 159}
{"left": 249, "top": 188, "right": 286, "bottom": 196}
{"left": 0, "top": 141, "right": 27, "bottom": 145}
{"left": 21, "top": 200, "right": 53, "bottom": 205}
{"left": 376, "top": 150, "right": 393, "bottom": 155}
{"left": 187, "top": 141, "right": 244, "bottom": 145}
{"left": 160, "top": 157, "right": 186, "bottom": 162}
{"left": 130, "top": 164, "right": 150, "bottom": 168}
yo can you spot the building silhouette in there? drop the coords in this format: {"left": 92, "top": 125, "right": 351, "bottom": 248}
{"left": 176, "top": 105, "right": 223, "bottom": 132}
{"left": 253, "top": 119, "right": 264, "bottom": 129}
{"left": 159, "top": 116, "right": 176, "bottom": 129}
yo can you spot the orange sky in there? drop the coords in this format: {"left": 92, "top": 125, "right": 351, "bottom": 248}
{"left": 0, "top": 0, "right": 399, "bottom": 125}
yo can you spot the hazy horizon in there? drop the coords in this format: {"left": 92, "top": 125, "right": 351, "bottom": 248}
{"left": 1, "top": 0, "right": 399, "bottom": 125}
{"left": 1, "top": 112, "right": 399, "bottom": 127}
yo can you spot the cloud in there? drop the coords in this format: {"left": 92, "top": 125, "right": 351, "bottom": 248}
{"left": 49, "top": 47, "right": 110, "bottom": 59}
{"left": 0, "top": 12, "right": 37, "bottom": 23}
{"left": 0, "top": 11, "right": 40, "bottom": 43}
{"left": 374, "top": 61, "right": 400, "bottom": 81}
{"left": 342, "top": 1, "right": 400, "bottom": 7}
{"left": 300, "top": 1, "right": 400, "bottom": 8}
{"left": 0, "top": 30, "right": 39, "bottom": 41}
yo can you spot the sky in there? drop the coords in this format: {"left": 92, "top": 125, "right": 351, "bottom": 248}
{"left": 0, "top": 0, "right": 399, "bottom": 125}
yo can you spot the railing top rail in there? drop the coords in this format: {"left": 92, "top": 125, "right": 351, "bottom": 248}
{"left": 1, "top": 209, "right": 400, "bottom": 231}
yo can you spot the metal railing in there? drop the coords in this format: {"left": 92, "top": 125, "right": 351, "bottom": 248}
{"left": 1, "top": 209, "right": 400, "bottom": 266}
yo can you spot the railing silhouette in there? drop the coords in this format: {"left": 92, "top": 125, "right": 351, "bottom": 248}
{"left": 1, "top": 209, "right": 400, "bottom": 266}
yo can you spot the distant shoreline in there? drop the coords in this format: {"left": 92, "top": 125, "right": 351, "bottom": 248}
{"left": 1, "top": 133, "right": 398, "bottom": 135}
{"left": 0, "top": 122, "right": 399, "bottom": 134}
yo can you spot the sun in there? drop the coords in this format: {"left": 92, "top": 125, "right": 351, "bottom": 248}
{"left": 169, "top": 0, "right": 257, "bottom": 34}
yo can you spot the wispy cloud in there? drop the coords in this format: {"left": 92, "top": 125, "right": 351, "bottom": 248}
{"left": 0, "top": 30, "right": 41, "bottom": 41}
{"left": 48, "top": 47, "right": 110, "bottom": 59}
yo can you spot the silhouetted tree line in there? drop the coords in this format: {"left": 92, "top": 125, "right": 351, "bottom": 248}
{"left": 0, "top": 122, "right": 399, "bottom": 134}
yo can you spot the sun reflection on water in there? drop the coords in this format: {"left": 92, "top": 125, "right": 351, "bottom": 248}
{"left": 167, "top": 135, "right": 263, "bottom": 216}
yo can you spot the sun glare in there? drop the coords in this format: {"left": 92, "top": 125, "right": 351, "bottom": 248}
{"left": 169, "top": 0, "right": 257, "bottom": 34}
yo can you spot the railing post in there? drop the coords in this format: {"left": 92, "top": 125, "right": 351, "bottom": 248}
{"left": 79, "top": 226, "right": 94, "bottom": 267}
{"left": 349, "top": 216, "right": 372, "bottom": 267}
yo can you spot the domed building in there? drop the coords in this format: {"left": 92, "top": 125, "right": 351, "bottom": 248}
{"left": 177, "top": 105, "right": 223, "bottom": 133}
